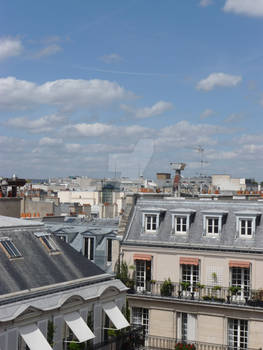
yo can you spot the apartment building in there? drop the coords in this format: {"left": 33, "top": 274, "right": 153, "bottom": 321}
{"left": 0, "top": 216, "right": 130, "bottom": 350}
{"left": 121, "top": 196, "right": 263, "bottom": 349}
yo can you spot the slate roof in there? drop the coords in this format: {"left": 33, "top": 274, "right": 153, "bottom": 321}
{"left": 123, "top": 198, "right": 263, "bottom": 253}
{"left": 0, "top": 217, "right": 105, "bottom": 296}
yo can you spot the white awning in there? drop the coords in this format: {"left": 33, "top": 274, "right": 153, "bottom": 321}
{"left": 102, "top": 302, "right": 129, "bottom": 330}
{"left": 19, "top": 324, "right": 52, "bottom": 350}
{"left": 64, "top": 311, "right": 95, "bottom": 342}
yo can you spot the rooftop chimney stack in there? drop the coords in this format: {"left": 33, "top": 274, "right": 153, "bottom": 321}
{"left": 170, "top": 162, "right": 186, "bottom": 197}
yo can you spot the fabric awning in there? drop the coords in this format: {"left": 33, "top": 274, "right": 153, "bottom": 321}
{"left": 64, "top": 311, "right": 95, "bottom": 343}
{"left": 134, "top": 254, "right": 152, "bottom": 261}
{"left": 102, "top": 302, "right": 129, "bottom": 330}
{"left": 19, "top": 324, "right": 52, "bottom": 350}
{"left": 180, "top": 257, "right": 199, "bottom": 265}
{"left": 229, "top": 260, "right": 250, "bottom": 268}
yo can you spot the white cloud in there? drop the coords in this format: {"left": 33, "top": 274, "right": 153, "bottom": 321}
{"left": 39, "top": 137, "right": 63, "bottom": 146}
{"left": 224, "top": 113, "right": 243, "bottom": 123}
{"left": 100, "top": 53, "right": 123, "bottom": 64}
{"left": 223, "top": 0, "right": 263, "bottom": 17}
{"left": 5, "top": 114, "right": 66, "bottom": 133}
{"left": 0, "top": 77, "right": 132, "bottom": 110}
{"left": 34, "top": 44, "right": 62, "bottom": 58}
{"left": 200, "top": 109, "right": 215, "bottom": 119}
{"left": 0, "top": 37, "right": 23, "bottom": 61}
{"left": 200, "top": 0, "right": 213, "bottom": 7}
{"left": 196, "top": 73, "right": 242, "bottom": 91}
{"left": 121, "top": 101, "right": 173, "bottom": 119}
{"left": 64, "top": 122, "right": 152, "bottom": 139}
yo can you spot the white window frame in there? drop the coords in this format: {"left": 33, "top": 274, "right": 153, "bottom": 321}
{"left": 202, "top": 210, "right": 227, "bottom": 237}
{"left": 231, "top": 266, "right": 250, "bottom": 299}
{"left": 181, "top": 264, "right": 199, "bottom": 292}
{"left": 171, "top": 209, "right": 195, "bottom": 235}
{"left": 83, "top": 236, "right": 95, "bottom": 261}
{"left": 206, "top": 217, "right": 219, "bottom": 235}
{"left": 132, "top": 307, "right": 149, "bottom": 334}
{"left": 174, "top": 216, "right": 187, "bottom": 234}
{"left": 143, "top": 213, "right": 159, "bottom": 233}
{"left": 228, "top": 319, "right": 248, "bottom": 349}
{"left": 239, "top": 218, "right": 253, "bottom": 238}
{"left": 235, "top": 211, "right": 260, "bottom": 239}
{"left": 177, "top": 313, "right": 197, "bottom": 342}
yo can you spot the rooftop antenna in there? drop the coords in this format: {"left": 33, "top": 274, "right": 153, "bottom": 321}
{"left": 170, "top": 162, "right": 186, "bottom": 197}
{"left": 196, "top": 145, "right": 208, "bottom": 176}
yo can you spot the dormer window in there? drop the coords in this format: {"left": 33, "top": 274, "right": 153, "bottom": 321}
{"left": 206, "top": 217, "right": 219, "bottom": 235}
{"left": 235, "top": 211, "right": 261, "bottom": 238}
{"left": 175, "top": 216, "right": 187, "bottom": 233}
{"left": 145, "top": 214, "right": 157, "bottom": 232}
{"left": 171, "top": 209, "right": 195, "bottom": 235}
{"left": 240, "top": 219, "right": 252, "bottom": 237}
{"left": 202, "top": 210, "right": 228, "bottom": 237}
{"left": 0, "top": 238, "right": 22, "bottom": 258}
{"left": 142, "top": 208, "right": 166, "bottom": 233}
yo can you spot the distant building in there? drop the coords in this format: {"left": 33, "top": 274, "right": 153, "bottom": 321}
{"left": 0, "top": 216, "right": 130, "bottom": 350}
{"left": 212, "top": 174, "right": 246, "bottom": 192}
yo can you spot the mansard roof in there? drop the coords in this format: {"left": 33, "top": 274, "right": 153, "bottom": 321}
{"left": 123, "top": 197, "right": 263, "bottom": 252}
{"left": 0, "top": 216, "right": 105, "bottom": 296}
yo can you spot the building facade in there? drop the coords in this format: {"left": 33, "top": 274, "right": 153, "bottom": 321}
{"left": 121, "top": 196, "right": 263, "bottom": 349}
{"left": 0, "top": 216, "right": 129, "bottom": 350}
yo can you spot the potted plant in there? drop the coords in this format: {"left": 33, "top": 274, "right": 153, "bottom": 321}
{"left": 228, "top": 286, "right": 241, "bottom": 296}
{"left": 180, "top": 281, "right": 190, "bottom": 291}
{"left": 160, "top": 278, "right": 173, "bottom": 296}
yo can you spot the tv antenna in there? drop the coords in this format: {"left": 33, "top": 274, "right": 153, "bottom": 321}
{"left": 195, "top": 145, "right": 208, "bottom": 176}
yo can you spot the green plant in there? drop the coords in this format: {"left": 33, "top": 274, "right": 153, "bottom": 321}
{"left": 203, "top": 295, "right": 212, "bottom": 301}
{"left": 196, "top": 282, "right": 205, "bottom": 289}
{"left": 212, "top": 285, "right": 222, "bottom": 291}
{"left": 47, "top": 320, "right": 55, "bottom": 347}
{"left": 150, "top": 279, "right": 156, "bottom": 284}
{"left": 160, "top": 278, "right": 173, "bottom": 296}
{"left": 180, "top": 281, "right": 190, "bottom": 291}
{"left": 228, "top": 286, "right": 241, "bottom": 295}
{"left": 69, "top": 342, "right": 85, "bottom": 350}
{"left": 114, "top": 261, "right": 134, "bottom": 290}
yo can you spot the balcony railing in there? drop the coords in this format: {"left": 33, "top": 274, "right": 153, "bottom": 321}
{"left": 145, "top": 335, "right": 258, "bottom": 350}
{"left": 130, "top": 281, "right": 263, "bottom": 307}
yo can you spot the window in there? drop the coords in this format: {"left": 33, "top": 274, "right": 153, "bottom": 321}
{"left": 181, "top": 264, "right": 199, "bottom": 292}
{"left": 235, "top": 211, "right": 260, "bottom": 238}
{"left": 135, "top": 259, "right": 151, "bottom": 292}
{"left": 206, "top": 217, "right": 219, "bottom": 235}
{"left": 0, "top": 239, "right": 22, "bottom": 258}
{"left": 107, "top": 239, "right": 112, "bottom": 263}
{"left": 177, "top": 313, "right": 197, "bottom": 342}
{"left": 40, "top": 235, "right": 58, "bottom": 252}
{"left": 132, "top": 307, "right": 149, "bottom": 334}
{"left": 57, "top": 235, "right": 67, "bottom": 242}
{"left": 240, "top": 219, "right": 252, "bottom": 237}
{"left": 228, "top": 319, "right": 248, "bottom": 350}
{"left": 231, "top": 267, "right": 250, "bottom": 299}
{"left": 145, "top": 214, "right": 157, "bottom": 232}
{"left": 175, "top": 216, "right": 187, "bottom": 234}
{"left": 171, "top": 209, "right": 195, "bottom": 235}
{"left": 84, "top": 237, "right": 94, "bottom": 261}
{"left": 202, "top": 210, "right": 228, "bottom": 237}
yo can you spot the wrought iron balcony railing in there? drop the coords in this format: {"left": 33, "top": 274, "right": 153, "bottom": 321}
{"left": 130, "top": 280, "right": 263, "bottom": 307}
{"left": 145, "top": 335, "right": 258, "bottom": 350}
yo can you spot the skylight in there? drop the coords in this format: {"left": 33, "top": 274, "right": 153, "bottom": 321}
{"left": 0, "top": 239, "right": 22, "bottom": 258}
{"left": 40, "top": 235, "right": 59, "bottom": 252}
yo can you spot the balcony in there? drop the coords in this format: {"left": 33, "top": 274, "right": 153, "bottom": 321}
{"left": 145, "top": 335, "right": 258, "bottom": 350}
{"left": 129, "top": 280, "right": 263, "bottom": 308}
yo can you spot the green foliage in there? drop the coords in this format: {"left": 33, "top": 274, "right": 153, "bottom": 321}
{"left": 228, "top": 286, "right": 241, "bottom": 295}
{"left": 180, "top": 281, "right": 190, "bottom": 291}
{"left": 47, "top": 320, "right": 55, "bottom": 347}
{"left": 212, "top": 285, "right": 222, "bottom": 291}
{"left": 114, "top": 261, "right": 134, "bottom": 290}
{"left": 160, "top": 278, "right": 173, "bottom": 296}
{"left": 196, "top": 283, "right": 205, "bottom": 289}
{"left": 68, "top": 342, "right": 85, "bottom": 350}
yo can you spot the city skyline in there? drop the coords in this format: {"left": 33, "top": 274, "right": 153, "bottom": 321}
{"left": 1, "top": 0, "right": 263, "bottom": 179}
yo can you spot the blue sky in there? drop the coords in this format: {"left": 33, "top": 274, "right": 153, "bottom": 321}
{"left": 1, "top": 0, "right": 263, "bottom": 179}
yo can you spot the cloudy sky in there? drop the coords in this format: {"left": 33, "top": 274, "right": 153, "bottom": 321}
{"left": 1, "top": 0, "right": 263, "bottom": 179}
